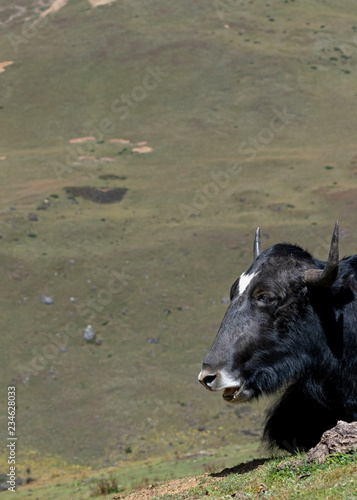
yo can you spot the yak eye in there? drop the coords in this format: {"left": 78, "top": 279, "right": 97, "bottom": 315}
{"left": 257, "top": 294, "right": 270, "bottom": 303}
{"left": 254, "top": 292, "right": 276, "bottom": 305}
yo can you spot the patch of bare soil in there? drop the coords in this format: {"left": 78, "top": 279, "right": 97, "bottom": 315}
{"left": 306, "top": 420, "right": 357, "bottom": 464}
{"left": 113, "top": 475, "right": 205, "bottom": 500}
{"left": 88, "top": 0, "right": 116, "bottom": 6}
{"left": 0, "top": 61, "right": 13, "bottom": 73}
{"left": 132, "top": 146, "right": 153, "bottom": 154}
{"left": 116, "top": 421, "right": 357, "bottom": 499}
{"left": 115, "top": 459, "right": 270, "bottom": 500}
{"left": 69, "top": 137, "right": 96, "bottom": 144}
{"left": 110, "top": 139, "right": 132, "bottom": 144}
{"left": 37, "top": 0, "right": 69, "bottom": 20}
{"left": 65, "top": 186, "right": 127, "bottom": 204}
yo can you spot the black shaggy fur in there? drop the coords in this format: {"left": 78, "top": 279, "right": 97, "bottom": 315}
{"left": 201, "top": 242, "right": 357, "bottom": 452}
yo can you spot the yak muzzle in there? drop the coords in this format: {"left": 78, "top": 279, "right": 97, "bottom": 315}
{"left": 198, "top": 367, "right": 253, "bottom": 403}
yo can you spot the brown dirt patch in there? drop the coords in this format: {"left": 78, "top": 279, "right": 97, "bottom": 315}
{"left": 88, "top": 0, "right": 116, "bottom": 6}
{"left": 110, "top": 139, "right": 132, "bottom": 144}
{"left": 38, "top": 0, "right": 69, "bottom": 20}
{"left": 0, "top": 61, "right": 13, "bottom": 73}
{"left": 69, "top": 137, "right": 96, "bottom": 144}
{"left": 132, "top": 146, "right": 153, "bottom": 154}
{"left": 115, "top": 458, "right": 271, "bottom": 499}
{"left": 65, "top": 186, "right": 127, "bottom": 204}
{"left": 114, "top": 475, "right": 205, "bottom": 500}
{"left": 99, "top": 157, "right": 115, "bottom": 162}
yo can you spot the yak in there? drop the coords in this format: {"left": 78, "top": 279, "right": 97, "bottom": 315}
{"left": 198, "top": 223, "right": 357, "bottom": 452}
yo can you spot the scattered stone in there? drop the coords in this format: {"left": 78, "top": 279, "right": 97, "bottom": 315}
{"left": 37, "top": 199, "right": 51, "bottom": 210}
{"left": 148, "top": 337, "right": 159, "bottom": 344}
{"left": 83, "top": 325, "right": 96, "bottom": 341}
{"left": 28, "top": 213, "right": 38, "bottom": 221}
{"left": 41, "top": 295, "right": 54, "bottom": 305}
{"left": 61, "top": 347, "right": 68, "bottom": 352}
{"left": 221, "top": 297, "right": 230, "bottom": 304}
{"left": 0, "top": 474, "right": 23, "bottom": 491}
{"left": 70, "top": 297, "right": 77, "bottom": 303}
{"left": 163, "top": 308, "right": 171, "bottom": 315}
{"left": 69, "top": 259, "right": 75, "bottom": 264}
{"left": 306, "top": 420, "right": 357, "bottom": 463}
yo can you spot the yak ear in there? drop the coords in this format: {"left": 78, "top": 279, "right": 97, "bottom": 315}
{"left": 304, "top": 222, "right": 339, "bottom": 287}
{"left": 253, "top": 227, "right": 261, "bottom": 260}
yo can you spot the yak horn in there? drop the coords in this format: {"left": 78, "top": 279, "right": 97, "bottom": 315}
{"left": 253, "top": 227, "right": 261, "bottom": 260}
{"left": 304, "top": 222, "right": 339, "bottom": 287}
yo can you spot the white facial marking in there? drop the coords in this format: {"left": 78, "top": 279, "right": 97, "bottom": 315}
{"left": 239, "top": 271, "right": 259, "bottom": 295}
{"left": 198, "top": 368, "right": 242, "bottom": 391}
{"left": 219, "top": 370, "right": 243, "bottom": 390}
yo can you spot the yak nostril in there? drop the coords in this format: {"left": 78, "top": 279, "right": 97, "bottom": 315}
{"left": 203, "top": 374, "right": 216, "bottom": 387}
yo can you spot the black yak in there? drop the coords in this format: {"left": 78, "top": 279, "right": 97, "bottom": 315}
{"left": 199, "top": 223, "right": 357, "bottom": 451}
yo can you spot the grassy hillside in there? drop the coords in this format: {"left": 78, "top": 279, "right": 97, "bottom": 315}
{"left": 124, "top": 451, "right": 357, "bottom": 499}
{"left": 1, "top": 0, "right": 357, "bottom": 497}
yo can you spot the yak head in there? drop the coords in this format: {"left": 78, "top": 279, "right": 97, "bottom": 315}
{"left": 198, "top": 223, "right": 339, "bottom": 404}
